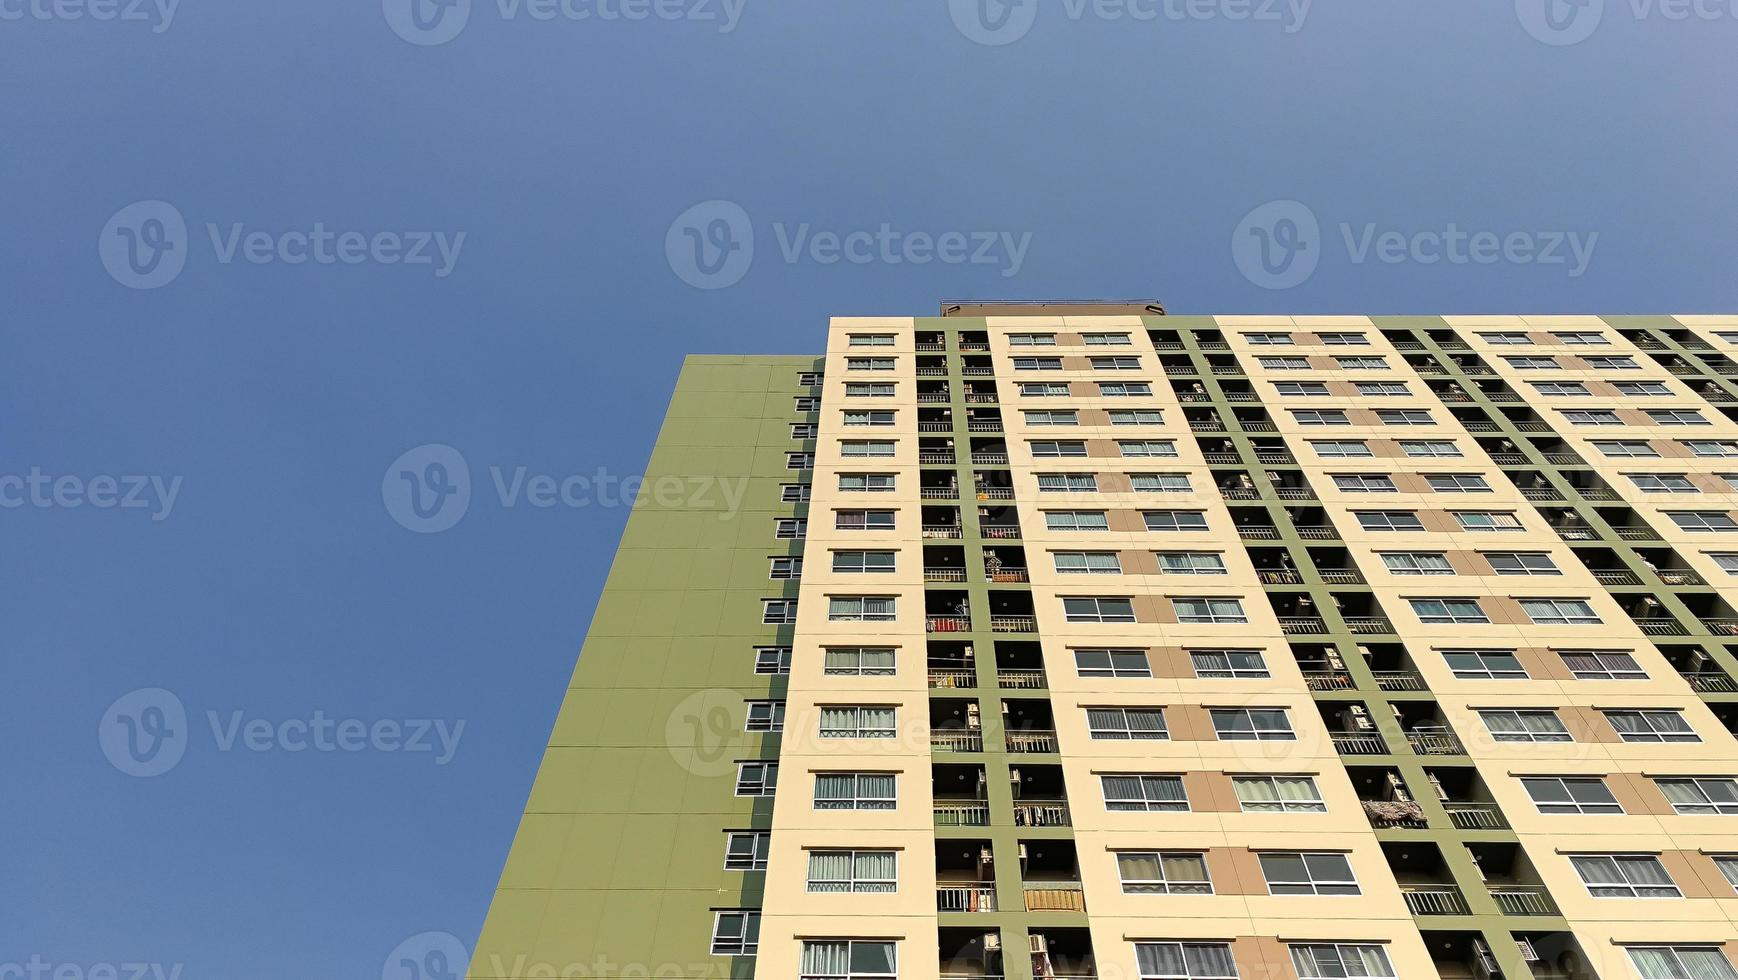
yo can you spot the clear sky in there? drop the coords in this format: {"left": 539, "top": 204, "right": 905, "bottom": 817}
{"left": 2, "top": 1, "right": 1735, "bottom": 977}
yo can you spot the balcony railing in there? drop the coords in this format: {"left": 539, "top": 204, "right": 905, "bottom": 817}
{"left": 918, "top": 392, "right": 950, "bottom": 404}
{"left": 1203, "top": 453, "right": 1239, "bottom": 464}
{"left": 1023, "top": 883, "right": 1086, "bottom": 913}
{"left": 1012, "top": 800, "right": 1072, "bottom": 827}
{"left": 1636, "top": 619, "right": 1689, "bottom": 636}
{"left": 917, "top": 366, "right": 948, "bottom": 377}
{"left": 1592, "top": 569, "right": 1642, "bottom": 586}
{"left": 936, "top": 884, "right": 997, "bottom": 912}
{"left": 1362, "top": 799, "right": 1428, "bottom": 829}
{"left": 1442, "top": 801, "right": 1508, "bottom": 831}
{"left": 964, "top": 393, "right": 998, "bottom": 404}
{"left": 921, "top": 487, "right": 961, "bottom": 501}
{"left": 1280, "top": 617, "right": 1330, "bottom": 635}
{"left": 934, "top": 801, "right": 990, "bottom": 826}
{"left": 1658, "top": 569, "right": 1704, "bottom": 586}
{"left": 1318, "top": 568, "right": 1366, "bottom": 585}
{"left": 961, "top": 366, "right": 993, "bottom": 377}
{"left": 1293, "top": 525, "right": 1340, "bottom": 540}
{"left": 1702, "top": 619, "right": 1738, "bottom": 637}
{"left": 1489, "top": 453, "right": 1528, "bottom": 465}
{"left": 997, "top": 669, "right": 1047, "bottom": 689}
{"left": 981, "top": 525, "right": 1022, "bottom": 539}
{"left": 1006, "top": 730, "right": 1059, "bottom": 753}
{"left": 1303, "top": 670, "right": 1354, "bottom": 691}
{"left": 919, "top": 452, "right": 957, "bottom": 464}
{"left": 1274, "top": 487, "right": 1317, "bottom": 500}
{"left": 1576, "top": 487, "right": 1619, "bottom": 501}
{"left": 1683, "top": 671, "right": 1738, "bottom": 693}
{"left": 1344, "top": 616, "right": 1395, "bottom": 635}
{"left": 925, "top": 567, "right": 967, "bottom": 582}
{"left": 1408, "top": 730, "right": 1465, "bottom": 755}
{"left": 1224, "top": 391, "right": 1257, "bottom": 403}
{"left": 1190, "top": 420, "right": 1227, "bottom": 433}
{"left": 1489, "top": 886, "right": 1558, "bottom": 916}
{"left": 928, "top": 669, "right": 977, "bottom": 689}
{"left": 1401, "top": 884, "right": 1471, "bottom": 916}
{"left": 1238, "top": 526, "right": 1281, "bottom": 540}
{"left": 1522, "top": 488, "right": 1565, "bottom": 501}
{"left": 1221, "top": 488, "right": 1260, "bottom": 501}
{"left": 919, "top": 421, "right": 954, "bottom": 433}
{"left": 1613, "top": 526, "right": 1662, "bottom": 541}
{"left": 931, "top": 730, "right": 983, "bottom": 752}
{"left": 991, "top": 615, "right": 1038, "bottom": 633}
{"left": 1375, "top": 670, "right": 1427, "bottom": 692}
{"left": 923, "top": 524, "right": 964, "bottom": 539}
{"left": 971, "top": 453, "right": 1009, "bottom": 465}
{"left": 1254, "top": 451, "right": 1295, "bottom": 465}
{"left": 1259, "top": 570, "right": 1303, "bottom": 585}
{"left": 987, "top": 568, "right": 1030, "bottom": 583}
{"left": 959, "top": 341, "right": 989, "bottom": 352}
{"left": 1240, "top": 420, "right": 1278, "bottom": 433}
{"left": 927, "top": 616, "right": 972, "bottom": 633}
{"left": 1332, "top": 732, "right": 1389, "bottom": 755}
{"left": 975, "top": 487, "right": 1014, "bottom": 500}
{"left": 915, "top": 341, "right": 946, "bottom": 352}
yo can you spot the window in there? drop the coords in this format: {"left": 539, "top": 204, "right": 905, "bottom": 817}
{"left": 1091, "top": 356, "right": 1142, "bottom": 370}
{"left": 1335, "top": 473, "right": 1399, "bottom": 493}
{"left": 1670, "top": 512, "right": 1738, "bottom": 532}
{"left": 1560, "top": 649, "right": 1647, "bottom": 680}
{"left": 1712, "top": 553, "right": 1738, "bottom": 575}
{"left": 1655, "top": 777, "right": 1738, "bottom": 815}
{"left": 1232, "top": 775, "right": 1325, "bottom": 812}
{"left": 1155, "top": 551, "right": 1228, "bottom": 575}
{"left": 1009, "top": 332, "right": 1056, "bottom": 346}
{"left": 1084, "top": 332, "right": 1132, "bottom": 346}
{"left": 1585, "top": 355, "right": 1641, "bottom": 369}
{"left": 1426, "top": 473, "right": 1492, "bottom": 492}
{"left": 1382, "top": 552, "right": 1454, "bottom": 576}
{"left": 813, "top": 772, "right": 895, "bottom": 810}
{"left": 754, "top": 646, "right": 793, "bottom": 675}
{"left": 1456, "top": 511, "right": 1524, "bottom": 532}
{"left": 848, "top": 334, "right": 895, "bottom": 347}
{"left": 1594, "top": 440, "right": 1661, "bottom": 458}
{"left": 1571, "top": 854, "right": 1680, "bottom": 898}
{"left": 1480, "top": 332, "right": 1534, "bottom": 345}
{"left": 781, "top": 483, "right": 812, "bottom": 502}
{"left": 839, "top": 473, "right": 895, "bottom": 492}
{"left": 836, "top": 510, "right": 895, "bottom": 530}
{"left": 1014, "top": 356, "right": 1063, "bottom": 371}
{"left": 833, "top": 551, "right": 896, "bottom": 574}
{"left": 1244, "top": 332, "right": 1295, "bottom": 345}
{"left": 1291, "top": 946, "right": 1395, "bottom": 980}
{"left": 1685, "top": 441, "right": 1738, "bottom": 457}
{"left": 1554, "top": 331, "right": 1610, "bottom": 345}
{"left": 827, "top": 596, "right": 895, "bottom": 622}
{"left": 724, "top": 831, "right": 771, "bottom": 871}
{"left": 1120, "top": 440, "right": 1179, "bottom": 458}
{"left": 1075, "top": 648, "right": 1152, "bottom": 677}
{"left": 1533, "top": 381, "right": 1592, "bottom": 396}
{"left": 1626, "top": 948, "right": 1738, "bottom": 980}
{"left": 795, "top": 396, "right": 821, "bottom": 412}
{"left": 1505, "top": 355, "right": 1558, "bottom": 369}
{"left": 736, "top": 761, "right": 779, "bottom": 796}
{"left": 1087, "top": 707, "right": 1169, "bottom": 740}
{"left": 1312, "top": 440, "right": 1373, "bottom": 458}
{"left": 770, "top": 556, "right": 804, "bottom": 579}
{"left": 822, "top": 647, "right": 897, "bottom": 676}
{"left": 1030, "top": 440, "right": 1090, "bottom": 459}
{"left": 1629, "top": 473, "right": 1699, "bottom": 493}
{"left": 842, "top": 410, "right": 895, "bottom": 426}
{"left": 1486, "top": 552, "right": 1561, "bottom": 575}
{"left": 1211, "top": 707, "right": 1294, "bottom": 740}
{"left": 1259, "top": 852, "right": 1359, "bottom": 895}
{"left": 798, "top": 372, "right": 824, "bottom": 386}
{"left": 845, "top": 382, "right": 896, "bottom": 397}
{"left": 1522, "top": 776, "right": 1621, "bottom": 814}
{"left": 1258, "top": 356, "right": 1310, "bottom": 370}
{"left": 841, "top": 440, "right": 896, "bottom": 458}
{"left": 818, "top": 706, "right": 897, "bottom": 738}
{"left": 1054, "top": 551, "right": 1122, "bottom": 574}
{"left": 1190, "top": 649, "right": 1269, "bottom": 678}
{"left": 1131, "top": 473, "right": 1193, "bottom": 493}
{"left": 710, "top": 911, "right": 760, "bottom": 956}
{"left": 1520, "top": 599, "right": 1601, "bottom": 625}
{"left": 745, "top": 700, "right": 785, "bottom": 733}
{"left": 1649, "top": 409, "right": 1710, "bottom": 426}
{"left": 1615, "top": 381, "right": 1673, "bottom": 396}
{"left": 1175, "top": 598, "right": 1248, "bottom": 625}
{"left": 1292, "top": 409, "right": 1350, "bottom": 426}
{"left": 1356, "top": 381, "right": 1411, "bottom": 396}
{"left": 1605, "top": 710, "right": 1698, "bottom": 742}
{"left": 762, "top": 599, "right": 799, "bottom": 624}
{"left": 1400, "top": 440, "right": 1462, "bottom": 457}
{"left": 792, "top": 423, "right": 819, "bottom": 439}
{"left": 1443, "top": 649, "right": 1529, "bottom": 680}
{"left": 1024, "top": 409, "right": 1079, "bottom": 426}
{"left": 807, "top": 850, "right": 897, "bottom": 893}
{"left": 1047, "top": 510, "right": 1109, "bottom": 531}
{"left": 1109, "top": 410, "right": 1165, "bottom": 425}
{"left": 1356, "top": 510, "right": 1424, "bottom": 531}
{"left": 799, "top": 941, "right": 896, "bottom": 980}
{"left": 1098, "top": 381, "right": 1154, "bottom": 397}
{"left": 845, "top": 357, "right": 895, "bottom": 371}
{"left": 1411, "top": 598, "right": 1490, "bottom": 625}
{"left": 1064, "top": 597, "right": 1137, "bottom": 623}
{"left": 787, "top": 452, "right": 815, "bottom": 469}
{"left": 1117, "top": 852, "right": 1213, "bottom": 894}
{"left": 1037, "top": 473, "right": 1099, "bottom": 493}
{"left": 1378, "top": 409, "right": 1435, "bottom": 425}
{"left": 1144, "top": 510, "right": 1209, "bottom": 531}
{"left": 1320, "top": 332, "right": 1369, "bottom": 346}
{"left": 1480, "top": 709, "right": 1572, "bottom": 742}
{"left": 1335, "top": 356, "right": 1387, "bottom": 370}
{"left": 1276, "top": 381, "right": 1330, "bottom": 396}
{"left": 1562, "top": 409, "right": 1623, "bottom": 426}
{"left": 1020, "top": 381, "right": 1071, "bottom": 396}
{"left": 1136, "top": 944, "right": 1239, "bottom": 980}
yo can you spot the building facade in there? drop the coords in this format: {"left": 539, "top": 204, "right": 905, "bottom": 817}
{"left": 471, "top": 312, "right": 1738, "bottom": 980}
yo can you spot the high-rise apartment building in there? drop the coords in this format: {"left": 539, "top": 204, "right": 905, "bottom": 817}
{"left": 471, "top": 310, "right": 1738, "bottom": 980}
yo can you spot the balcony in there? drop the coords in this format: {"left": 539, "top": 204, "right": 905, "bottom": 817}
{"left": 1280, "top": 617, "right": 1330, "bottom": 635}
{"left": 1636, "top": 619, "right": 1689, "bottom": 636}
{"left": 1274, "top": 486, "right": 1318, "bottom": 500}
{"left": 916, "top": 341, "right": 946, "bottom": 352}
{"left": 1683, "top": 671, "right": 1738, "bottom": 693}
{"left": 932, "top": 730, "right": 984, "bottom": 752}
{"left": 1401, "top": 884, "right": 1471, "bottom": 916}
{"left": 980, "top": 525, "right": 1022, "bottom": 540}
{"left": 1238, "top": 526, "right": 1281, "bottom": 540}
{"left": 971, "top": 453, "right": 1008, "bottom": 465}
{"left": 1345, "top": 616, "right": 1395, "bottom": 635}
{"left": 1407, "top": 730, "right": 1465, "bottom": 755}
{"left": 1363, "top": 799, "right": 1428, "bottom": 830}
{"left": 1012, "top": 800, "right": 1072, "bottom": 827}
{"left": 1024, "top": 882, "right": 1086, "bottom": 913}
{"left": 920, "top": 421, "right": 954, "bottom": 433}
{"left": 926, "top": 567, "right": 968, "bottom": 582}
{"left": 997, "top": 668, "right": 1047, "bottom": 690}
{"left": 923, "top": 524, "right": 964, "bottom": 539}
{"left": 1304, "top": 670, "right": 1354, "bottom": 691}
{"left": 1442, "top": 801, "right": 1508, "bottom": 831}
{"left": 986, "top": 567, "right": 1029, "bottom": 584}
{"left": 1591, "top": 569, "right": 1642, "bottom": 587}
{"left": 929, "top": 670, "right": 978, "bottom": 689}
{"left": 1203, "top": 452, "right": 1239, "bottom": 464}
{"left": 918, "top": 392, "right": 950, "bottom": 404}
{"left": 1190, "top": 419, "right": 1227, "bottom": 433}
{"left": 1522, "top": 488, "right": 1565, "bottom": 502}
{"left": 1613, "top": 526, "right": 1663, "bottom": 541}
{"left": 1658, "top": 569, "right": 1704, "bottom": 586}
{"left": 991, "top": 615, "right": 1037, "bottom": 633}
{"left": 1375, "top": 670, "right": 1427, "bottom": 692}
{"left": 1318, "top": 567, "right": 1366, "bottom": 585}
{"left": 920, "top": 451, "right": 957, "bottom": 464}
{"left": 1293, "top": 525, "right": 1340, "bottom": 540}
{"left": 1254, "top": 450, "right": 1295, "bottom": 465}
{"left": 959, "top": 341, "right": 989, "bottom": 352}
{"left": 975, "top": 487, "right": 1014, "bottom": 500}
{"left": 1703, "top": 619, "right": 1738, "bottom": 637}
{"left": 928, "top": 616, "right": 972, "bottom": 633}
{"left": 1259, "top": 569, "right": 1303, "bottom": 585}
{"left": 1332, "top": 732, "right": 1389, "bottom": 755}
{"left": 961, "top": 366, "right": 993, "bottom": 377}
{"left": 1490, "top": 886, "right": 1558, "bottom": 916}
{"left": 1006, "top": 730, "right": 1059, "bottom": 753}
{"left": 934, "top": 801, "right": 990, "bottom": 826}
{"left": 922, "top": 487, "right": 961, "bottom": 501}
{"left": 964, "top": 393, "right": 997, "bottom": 405}
{"left": 937, "top": 884, "right": 998, "bottom": 912}
{"left": 1490, "top": 453, "right": 1528, "bottom": 465}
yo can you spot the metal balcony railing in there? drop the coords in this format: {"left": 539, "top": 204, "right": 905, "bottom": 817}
{"left": 1254, "top": 451, "right": 1295, "bottom": 465}
{"left": 1490, "top": 886, "right": 1558, "bottom": 916}
{"left": 1318, "top": 568, "right": 1366, "bottom": 584}
{"left": 1345, "top": 616, "right": 1395, "bottom": 635}
{"left": 1006, "top": 730, "right": 1059, "bottom": 753}
{"left": 1576, "top": 487, "right": 1619, "bottom": 501}
{"left": 931, "top": 730, "right": 983, "bottom": 752}
{"left": 1407, "top": 730, "right": 1465, "bottom": 755}
{"left": 924, "top": 567, "right": 967, "bottom": 583}
{"left": 936, "top": 884, "right": 997, "bottom": 912}
{"left": 1203, "top": 453, "right": 1239, "bottom": 464}
{"left": 1402, "top": 884, "right": 1471, "bottom": 916}
{"left": 921, "top": 487, "right": 961, "bottom": 501}
{"left": 1375, "top": 670, "right": 1427, "bottom": 692}
{"left": 919, "top": 421, "right": 953, "bottom": 433}
{"left": 981, "top": 525, "right": 1022, "bottom": 539}
{"left": 1613, "top": 526, "right": 1662, "bottom": 541}
{"left": 928, "top": 669, "right": 977, "bottom": 689}
{"left": 1294, "top": 525, "right": 1340, "bottom": 540}
{"left": 991, "top": 616, "right": 1037, "bottom": 633}
{"left": 1658, "top": 569, "right": 1704, "bottom": 586}
{"left": 1592, "top": 569, "right": 1642, "bottom": 586}
{"left": 1259, "top": 570, "right": 1303, "bottom": 585}
{"left": 934, "top": 801, "right": 990, "bottom": 826}
{"left": 1332, "top": 732, "right": 1389, "bottom": 755}
{"left": 923, "top": 524, "right": 964, "bottom": 539}
{"left": 1238, "top": 526, "right": 1281, "bottom": 540}
{"left": 1683, "top": 671, "right": 1738, "bottom": 693}
{"left": 1490, "top": 453, "right": 1528, "bottom": 465}
{"left": 919, "top": 452, "right": 956, "bottom": 464}
{"left": 1636, "top": 619, "right": 1689, "bottom": 636}
{"left": 1522, "top": 488, "right": 1565, "bottom": 501}
{"left": 1442, "top": 801, "right": 1508, "bottom": 831}
{"left": 1703, "top": 619, "right": 1738, "bottom": 637}
{"left": 915, "top": 341, "right": 946, "bottom": 352}
{"left": 971, "top": 453, "right": 1009, "bottom": 465}
{"left": 958, "top": 341, "right": 988, "bottom": 352}
{"left": 1303, "top": 671, "right": 1354, "bottom": 691}
{"left": 964, "top": 393, "right": 997, "bottom": 404}
{"left": 1012, "top": 800, "right": 1071, "bottom": 827}
{"left": 1224, "top": 391, "right": 1257, "bottom": 403}
{"left": 927, "top": 616, "right": 972, "bottom": 633}
{"left": 986, "top": 568, "right": 1029, "bottom": 583}
{"left": 917, "top": 392, "right": 950, "bottom": 404}
{"left": 1281, "top": 617, "right": 1330, "bottom": 635}
{"left": 997, "top": 669, "right": 1047, "bottom": 689}
{"left": 975, "top": 488, "right": 1014, "bottom": 500}
{"left": 1274, "top": 487, "right": 1317, "bottom": 500}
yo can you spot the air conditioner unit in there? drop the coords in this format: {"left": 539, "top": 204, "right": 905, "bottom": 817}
{"left": 1030, "top": 935, "right": 1049, "bottom": 955}
{"left": 984, "top": 934, "right": 1001, "bottom": 953}
{"left": 1383, "top": 771, "right": 1411, "bottom": 803}
{"left": 1427, "top": 772, "right": 1447, "bottom": 801}
{"left": 980, "top": 846, "right": 995, "bottom": 866}
{"left": 1473, "top": 938, "right": 1501, "bottom": 979}
{"left": 1516, "top": 939, "right": 1541, "bottom": 963}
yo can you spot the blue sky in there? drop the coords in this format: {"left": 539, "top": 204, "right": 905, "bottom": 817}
{"left": 2, "top": 1, "right": 1735, "bottom": 977}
